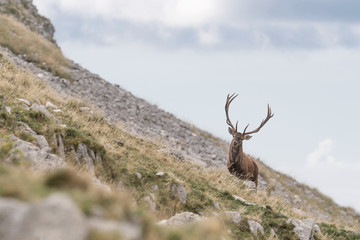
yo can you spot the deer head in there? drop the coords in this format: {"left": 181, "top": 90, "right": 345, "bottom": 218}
{"left": 225, "top": 93, "right": 274, "bottom": 149}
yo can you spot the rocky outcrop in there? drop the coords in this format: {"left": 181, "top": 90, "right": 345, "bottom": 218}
{"left": 0, "top": 0, "right": 55, "bottom": 42}
{"left": 291, "top": 218, "right": 317, "bottom": 240}
{"left": 248, "top": 220, "right": 264, "bottom": 236}
{"left": 7, "top": 134, "right": 66, "bottom": 171}
{"left": 0, "top": 193, "right": 87, "bottom": 240}
{"left": 224, "top": 211, "right": 242, "bottom": 224}
{"left": 171, "top": 183, "right": 187, "bottom": 204}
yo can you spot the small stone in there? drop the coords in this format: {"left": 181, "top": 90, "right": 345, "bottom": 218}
{"left": 156, "top": 172, "right": 165, "bottom": 177}
{"left": 151, "top": 185, "right": 159, "bottom": 191}
{"left": 16, "top": 98, "right": 30, "bottom": 106}
{"left": 32, "top": 96, "right": 41, "bottom": 105}
{"left": 46, "top": 101, "right": 58, "bottom": 109}
{"left": 116, "top": 182, "right": 125, "bottom": 191}
{"left": 213, "top": 201, "right": 221, "bottom": 210}
{"left": 30, "top": 103, "right": 51, "bottom": 116}
{"left": 171, "top": 183, "right": 187, "bottom": 204}
{"left": 37, "top": 73, "right": 44, "bottom": 78}
{"left": 76, "top": 143, "right": 94, "bottom": 174}
{"left": 57, "top": 135, "right": 65, "bottom": 160}
{"left": 243, "top": 180, "right": 257, "bottom": 191}
{"left": 292, "top": 219, "right": 316, "bottom": 240}
{"left": 225, "top": 211, "right": 241, "bottom": 224}
{"left": 314, "top": 224, "right": 322, "bottom": 236}
{"left": 135, "top": 172, "right": 142, "bottom": 179}
{"left": 79, "top": 107, "right": 93, "bottom": 114}
{"left": 144, "top": 196, "right": 156, "bottom": 211}
{"left": 232, "top": 195, "right": 256, "bottom": 206}
{"left": 5, "top": 107, "right": 11, "bottom": 115}
{"left": 52, "top": 109, "right": 62, "bottom": 113}
{"left": 270, "top": 228, "right": 276, "bottom": 237}
{"left": 248, "top": 220, "right": 264, "bottom": 235}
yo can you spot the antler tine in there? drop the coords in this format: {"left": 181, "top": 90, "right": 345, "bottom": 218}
{"left": 242, "top": 123, "right": 249, "bottom": 136}
{"left": 225, "top": 93, "right": 239, "bottom": 131}
{"left": 244, "top": 104, "right": 274, "bottom": 135}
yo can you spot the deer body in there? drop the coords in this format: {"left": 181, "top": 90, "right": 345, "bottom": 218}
{"left": 227, "top": 140, "right": 259, "bottom": 186}
{"left": 225, "top": 93, "right": 273, "bottom": 188}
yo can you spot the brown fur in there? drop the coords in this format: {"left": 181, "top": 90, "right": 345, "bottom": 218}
{"left": 227, "top": 132, "right": 258, "bottom": 187}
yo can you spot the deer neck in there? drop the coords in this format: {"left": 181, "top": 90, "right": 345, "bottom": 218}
{"left": 230, "top": 144, "right": 244, "bottom": 164}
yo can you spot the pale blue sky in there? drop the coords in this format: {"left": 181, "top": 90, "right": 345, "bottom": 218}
{"left": 34, "top": 0, "right": 360, "bottom": 212}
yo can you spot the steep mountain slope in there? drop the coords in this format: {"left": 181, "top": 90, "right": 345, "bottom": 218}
{"left": 0, "top": 1, "right": 359, "bottom": 239}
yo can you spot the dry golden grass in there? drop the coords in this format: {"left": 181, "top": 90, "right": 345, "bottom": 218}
{"left": 0, "top": 13, "right": 70, "bottom": 79}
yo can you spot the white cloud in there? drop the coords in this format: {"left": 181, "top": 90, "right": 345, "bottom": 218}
{"left": 34, "top": 0, "right": 224, "bottom": 28}
{"left": 33, "top": 0, "right": 360, "bottom": 48}
{"left": 306, "top": 138, "right": 336, "bottom": 168}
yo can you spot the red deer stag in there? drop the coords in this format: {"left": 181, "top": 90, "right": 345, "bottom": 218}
{"left": 225, "top": 93, "right": 274, "bottom": 188}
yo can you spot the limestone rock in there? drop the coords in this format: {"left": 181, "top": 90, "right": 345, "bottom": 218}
{"left": 225, "top": 211, "right": 241, "bottom": 224}
{"left": 144, "top": 195, "right": 156, "bottom": 211}
{"left": 76, "top": 143, "right": 94, "bottom": 174}
{"left": 156, "top": 172, "right": 165, "bottom": 177}
{"left": 92, "top": 177, "right": 111, "bottom": 192}
{"left": 135, "top": 172, "right": 142, "bottom": 179}
{"left": 0, "top": 198, "right": 30, "bottom": 240}
{"left": 45, "top": 101, "right": 58, "bottom": 109}
{"left": 16, "top": 193, "right": 87, "bottom": 240}
{"left": 171, "top": 183, "right": 187, "bottom": 204}
{"left": 248, "top": 220, "right": 264, "bottom": 236}
{"left": 5, "top": 106, "right": 11, "bottom": 114}
{"left": 16, "top": 98, "right": 30, "bottom": 106}
{"left": 213, "top": 201, "right": 221, "bottom": 210}
{"left": 30, "top": 103, "right": 51, "bottom": 116}
{"left": 0, "top": 194, "right": 87, "bottom": 240}
{"left": 292, "top": 219, "right": 316, "bottom": 240}
{"left": 157, "top": 212, "right": 204, "bottom": 226}
{"left": 232, "top": 195, "right": 256, "bottom": 206}
{"left": 243, "top": 180, "right": 257, "bottom": 191}
{"left": 8, "top": 134, "right": 66, "bottom": 171}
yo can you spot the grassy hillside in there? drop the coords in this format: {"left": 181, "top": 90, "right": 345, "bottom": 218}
{"left": 1, "top": 38, "right": 360, "bottom": 239}
{"left": 0, "top": 14, "right": 70, "bottom": 79}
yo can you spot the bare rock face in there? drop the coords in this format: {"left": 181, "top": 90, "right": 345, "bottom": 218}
{"left": 76, "top": 143, "right": 94, "bottom": 174}
{"left": 224, "top": 211, "right": 242, "bottom": 224}
{"left": 292, "top": 219, "right": 316, "bottom": 240}
{"left": 0, "top": 194, "right": 87, "bottom": 240}
{"left": 8, "top": 134, "right": 66, "bottom": 171}
{"left": 171, "top": 183, "right": 187, "bottom": 204}
{"left": 0, "top": 198, "right": 30, "bottom": 239}
{"left": 158, "top": 212, "right": 204, "bottom": 226}
{"left": 248, "top": 220, "right": 264, "bottom": 236}
{"left": 0, "top": 0, "right": 56, "bottom": 42}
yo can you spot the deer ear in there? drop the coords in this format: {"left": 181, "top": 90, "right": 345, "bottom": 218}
{"left": 244, "top": 135, "right": 252, "bottom": 140}
{"left": 228, "top": 127, "right": 235, "bottom": 136}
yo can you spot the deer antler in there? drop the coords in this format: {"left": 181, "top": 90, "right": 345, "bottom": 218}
{"left": 225, "top": 93, "right": 238, "bottom": 132}
{"left": 243, "top": 104, "right": 274, "bottom": 135}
